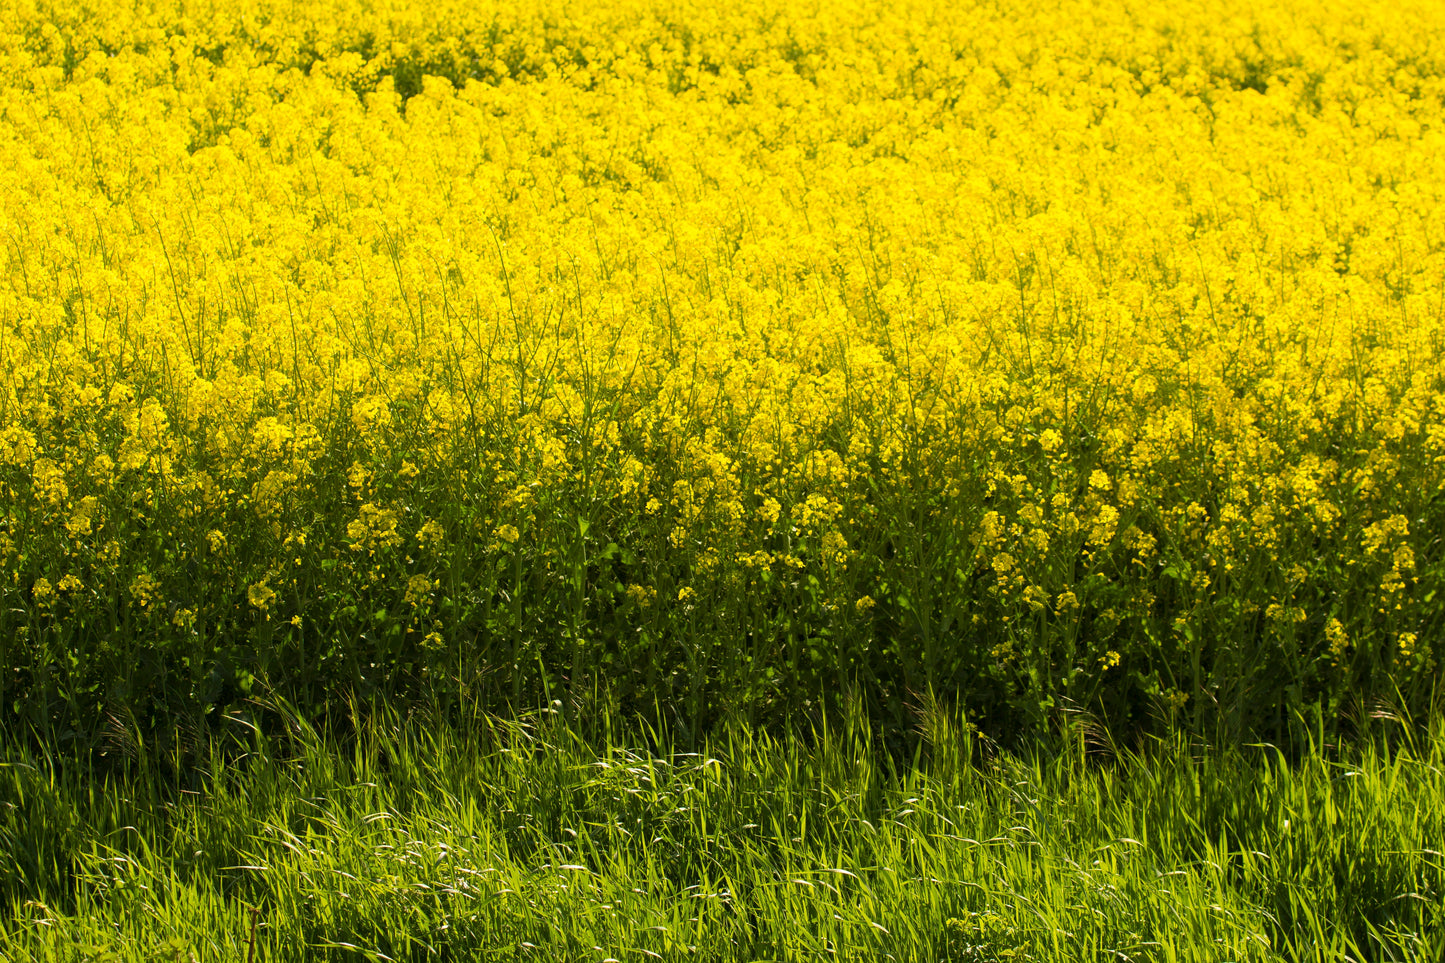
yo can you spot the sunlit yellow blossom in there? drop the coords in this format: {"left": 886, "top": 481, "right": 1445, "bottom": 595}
{"left": 1325, "top": 618, "right": 1350, "bottom": 662}
{"left": 349, "top": 504, "right": 402, "bottom": 553}
{"left": 130, "top": 573, "right": 159, "bottom": 611}
{"left": 417, "top": 519, "right": 446, "bottom": 549}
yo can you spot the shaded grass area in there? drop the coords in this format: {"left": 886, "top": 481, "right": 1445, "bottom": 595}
{"left": 2, "top": 705, "right": 1442, "bottom": 962}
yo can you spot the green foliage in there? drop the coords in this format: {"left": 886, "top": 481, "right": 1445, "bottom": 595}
{"left": 2, "top": 706, "right": 1443, "bottom": 961}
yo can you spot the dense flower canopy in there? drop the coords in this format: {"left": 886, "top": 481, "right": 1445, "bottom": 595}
{"left": 1, "top": 0, "right": 1442, "bottom": 740}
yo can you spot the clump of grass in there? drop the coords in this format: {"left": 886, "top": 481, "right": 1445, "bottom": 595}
{"left": 2, "top": 704, "right": 1441, "bottom": 961}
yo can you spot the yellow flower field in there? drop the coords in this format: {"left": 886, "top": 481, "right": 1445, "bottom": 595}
{"left": 1, "top": 0, "right": 1442, "bottom": 741}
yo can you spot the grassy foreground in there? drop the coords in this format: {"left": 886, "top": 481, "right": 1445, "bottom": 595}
{"left": 3, "top": 706, "right": 1442, "bottom": 962}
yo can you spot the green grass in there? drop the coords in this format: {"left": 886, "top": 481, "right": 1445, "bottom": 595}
{"left": 2, "top": 702, "right": 1441, "bottom": 962}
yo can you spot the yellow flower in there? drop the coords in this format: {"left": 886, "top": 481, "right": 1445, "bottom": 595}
{"left": 247, "top": 578, "right": 277, "bottom": 612}
{"left": 65, "top": 497, "right": 99, "bottom": 537}
{"left": 404, "top": 574, "right": 435, "bottom": 606}
{"left": 626, "top": 584, "right": 657, "bottom": 607}
{"left": 130, "top": 573, "right": 159, "bottom": 611}
{"left": 417, "top": 519, "right": 445, "bottom": 548}
{"left": 1325, "top": 618, "right": 1350, "bottom": 662}
{"left": 349, "top": 504, "right": 402, "bottom": 553}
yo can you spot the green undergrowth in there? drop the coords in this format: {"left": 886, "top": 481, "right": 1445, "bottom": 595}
{"left": 2, "top": 704, "right": 1442, "bottom": 962}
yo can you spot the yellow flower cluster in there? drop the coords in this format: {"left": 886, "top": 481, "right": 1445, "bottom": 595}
{"left": 1, "top": 0, "right": 1441, "bottom": 736}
